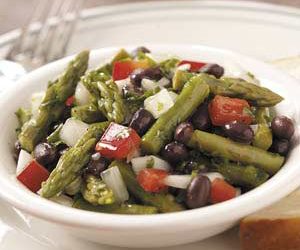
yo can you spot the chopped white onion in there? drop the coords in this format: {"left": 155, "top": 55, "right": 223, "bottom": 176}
{"left": 50, "top": 194, "right": 74, "bottom": 207}
{"left": 115, "top": 78, "right": 131, "bottom": 94}
{"left": 202, "top": 172, "right": 224, "bottom": 182}
{"left": 126, "top": 148, "right": 141, "bottom": 163}
{"left": 141, "top": 78, "right": 159, "bottom": 91}
{"left": 239, "top": 72, "right": 261, "bottom": 85}
{"left": 250, "top": 124, "right": 259, "bottom": 134}
{"left": 144, "top": 89, "right": 174, "bottom": 119}
{"left": 75, "top": 82, "right": 91, "bottom": 106}
{"left": 59, "top": 118, "right": 89, "bottom": 147}
{"left": 177, "top": 64, "right": 191, "bottom": 71}
{"left": 31, "top": 92, "right": 45, "bottom": 118}
{"left": 131, "top": 155, "right": 171, "bottom": 174}
{"left": 223, "top": 61, "right": 260, "bottom": 85}
{"left": 168, "top": 91, "right": 178, "bottom": 102}
{"left": 65, "top": 176, "right": 83, "bottom": 196}
{"left": 157, "top": 77, "right": 170, "bottom": 87}
{"left": 16, "top": 149, "right": 32, "bottom": 175}
{"left": 101, "top": 166, "right": 129, "bottom": 203}
{"left": 164, "top": 175, "right": 192, "bottom": 189}
{"left": 223, "top": 61, "right": 246, "bottom": 78}
{"left": 235, "top": 188, "right": 242, "bottom": 197}
{"left": 131, "top": 159, "right": 147, "bottom": 175}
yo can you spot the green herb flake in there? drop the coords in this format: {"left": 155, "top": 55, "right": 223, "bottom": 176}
{"left": 157, "top": 102, "right": 164, "bottom": 112}
{"left": 146, "top": 157, "right": 155, "bottom": 168}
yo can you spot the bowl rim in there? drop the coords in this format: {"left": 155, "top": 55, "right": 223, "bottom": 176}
{"left": 0, "top": 44, "right": 300, "bottom": 232}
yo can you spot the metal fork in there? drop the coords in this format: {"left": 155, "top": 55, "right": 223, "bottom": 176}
{"left": 5, "top": 0, "right": 83, "bottom": 71}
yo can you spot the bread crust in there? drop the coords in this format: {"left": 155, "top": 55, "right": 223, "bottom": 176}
{"left": 240, "top": 218, "right": 300, "bottom": 250}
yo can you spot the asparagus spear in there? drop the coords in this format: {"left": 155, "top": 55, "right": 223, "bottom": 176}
{"left": 188, "top": 130, "right": 284, "bottom": 175}
{"left": 18, "top": 51, "right": 89, "bottom": 152}
{"left": 142, "top": 75, "right": 210, "bottom": 154}
{"left": 47, "top": 123, "right": 63, "bottom": 146}
{"left": 97, "top": 80, "right": 127, "bottom": 123}
{"left": 136, "top": 51, "right": 157, "bottom": 67}
{"left": 172, "top": 72, "right": 283, "bottom": 107}
{"left": 112, "top": 160, "right": 184, "bottom": 213}
{"left": 159, "top": 58, "right": 180, "bottom": 77}
{"left": 172, "top": 70, "right": 193, "bottom": 91}
{"left": 111, "top": 48, "right": 132, "bottom": 63}
{"left": 15, "top": 108, "right": 31, "bottom": 127}
{"left": 73, "top": 197, "right": 158, "bottom": 215}
{"left": 81, "top": 69, "right": 110, "bottom": 98}
{"left": 81, "top": 175, "right": 115, "bottom": 205}
{"left": 41, "top": 122, "right": 109, "bottom": 198}
{"left": 71, "top": 103, "right": 105, "bottom": 123}
{"left": 15, "top": 108, "right": 31, "bottom": 135}
{"left": 253, "top": 108, "right": 272, "bottom": 150}
{"left": 222, "top": 77, "right": 283, "bottom": 106}
{"left": 216, "top": 162, "right": 269, "bottom": 188}
{"left": 81, "top": 68, "right": 127, "bottom": 124}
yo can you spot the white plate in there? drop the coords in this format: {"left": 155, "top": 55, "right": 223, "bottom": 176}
{"left": 0, "top": 1, "right": 299, "bottom": 249}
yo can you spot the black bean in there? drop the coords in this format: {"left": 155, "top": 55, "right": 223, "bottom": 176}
{"left": 129, "top": 67, "right": 163, "bottom": 86}
{"left": 223, "top": 121, "right": 254, "bottom": 143}
{"left": 174, "top": 122, "right": 194, "bottom": 144}
{"left": 186, "top": 175, "right": 211, "bottom": 209}
{"left": 33, "top": 142, "right": 58, "bottom": 166}
{"left": 131, "top": 46, "right": 151, "bottom": 58}
{"left": 191, "top": 103, "right": 211, "bottom": 131}
{"left": 212, "top": 127, "right": 226, "bottom": 137}
{"left": 129, "top": 108, "right": 155, "bottom": 136}
{"left": 200, "top": 64, "right": 224, "bottom": 78}
{"left": 270, "top": 139, "right": 289, "bottom": 156}
{"left": 271, "top": 116, "right": 294, "bottom": 140}
{"left": 162, "top": 142, "right": 188, "bottom": 163}
{"left": 61, "top": 106, "right": 72, "bottom": 122}
{"left": 83, "top": 153, "right": 109, "bottom": 179}
{"left": 58, "top": 144, "right": 69, "bottom": 157}
{"left": 129, "top": 69, "right": 144, "bottom": 87}
{"left": 184, "top": 161, "right": 208, "bottom": 174}
{"left": 13, "top": 140, "right": 22, "bottom": 161}
{"left": 122, "top": 84, "right": 143, "bottom": 98}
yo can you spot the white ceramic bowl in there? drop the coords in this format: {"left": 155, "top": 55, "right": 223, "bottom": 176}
{"left": 0, "top": 45, "right": 300, "bottom": 248}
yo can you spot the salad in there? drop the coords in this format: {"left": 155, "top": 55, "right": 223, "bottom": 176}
{"left": 14, "top": 47, "right": 295, "bottom": 214}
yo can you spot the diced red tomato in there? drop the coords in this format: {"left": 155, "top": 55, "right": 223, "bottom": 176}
{"left": 17, "top": 160, "right": 49, "bottom": 193}
{"left": 65, "top": 96, "right": 75, "bottom": 107}
{"left": 210, "top": 178, "right": 236, "bottom": 204}
{"left": 112, "top": 60, "right": 149, "bottom": 81}
{"left": 208, "top": 95, "right": 253, "bottom": 126}
{"left": 137, "top": 168, "right": 168, "bottom": 193}
{"left": 178, "top": 60, "right": 206, "bottom": 72}
{"left": 95, "top": 122, "right": 141, "bottom": 159}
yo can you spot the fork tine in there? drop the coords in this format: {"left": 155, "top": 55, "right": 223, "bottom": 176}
{"left": 32, "top": 0, "right": 66, "bottom": 65}
{"left": 6, "top": 0, "right": 49, "bottom": 60}
{"left": 6, "top": 0, "right": 82, "bottom": 69}
{"left": 45, "top": 0, "right": 83, "bottom": 62}
{"left": 21, "top": 0, "right": 53, "bottom": 57}
{"left": 54, "top": 0, "right": 84, "bottom": 60}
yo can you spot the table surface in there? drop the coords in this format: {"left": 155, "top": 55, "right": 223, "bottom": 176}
{"left": 0, "top": 0, "right": 299, "bottom": 35}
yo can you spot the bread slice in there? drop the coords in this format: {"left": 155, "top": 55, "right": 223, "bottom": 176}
{"left": 240, "top": 189, "right": 300, "bottom": 250}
